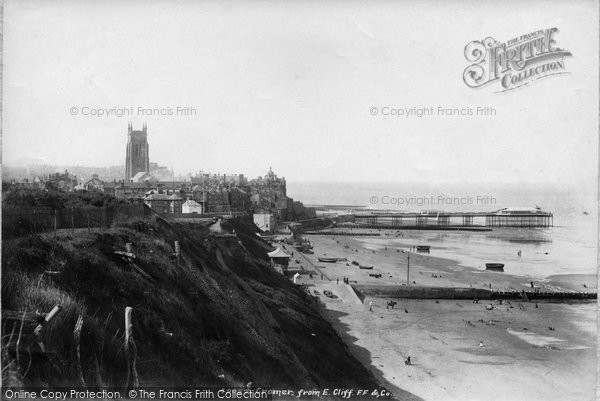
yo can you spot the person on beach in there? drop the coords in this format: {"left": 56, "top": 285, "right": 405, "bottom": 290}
{"left": 337, "top": 278, "right": 339, "bottom": 284}
{"left": 369, "top": 300, "right": 373, "bottom": 312}
{"left": 518, "top": 250, "right": 521, "bottom": 257}
{"left": 405, "top": 356, "right": 411, "bottom": 365}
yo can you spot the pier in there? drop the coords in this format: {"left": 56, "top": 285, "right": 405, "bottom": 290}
{"left": 319, "top": 207, "right": 553, "bottom": 229}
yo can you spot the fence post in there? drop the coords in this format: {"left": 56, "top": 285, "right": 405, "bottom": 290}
{"left": 33, "top": 304, "right": 62, "bottom": 352}
{"left": 74, "top": 315, "right": 86, "bottom": 386}
{"left": 124, "top": 307, "right": 139, "bottom": 389}
{"left": 94, "top": 354, "right": 105, "bottom": 387}
{"left": 34, "top": 304, "right": 62, "bottom": 336}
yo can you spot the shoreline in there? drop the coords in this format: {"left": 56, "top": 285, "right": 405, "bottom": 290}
{"left": 291, "top": 231, "right": 597, "bottom": 401}
{"left": 302, "top": 226, "right": 595, "bottom": 279}
{"left": 292, "top": 233, "right": 595, "bottom": 294}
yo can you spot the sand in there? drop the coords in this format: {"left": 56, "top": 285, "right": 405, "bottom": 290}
{"left": 291, "top": 232, "right": 596, "bottom": 293}
{"left": 289, "top": 232, "right": 597, "bottom": 401}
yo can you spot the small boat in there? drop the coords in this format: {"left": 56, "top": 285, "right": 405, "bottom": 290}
{"left": 485, "top": 263, "right": 505, "bottom": 271}
{"left": 318, "top": 257, "right": 339, "bottom": 263}
{"left": 359, "top": 265, "right": 374, "bottom": 270}
{"left": 416, "top": 245, "right": 430, "bottom": 253}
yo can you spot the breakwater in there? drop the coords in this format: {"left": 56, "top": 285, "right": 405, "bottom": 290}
{"left": 335, "top": 223, "right": 492, "bottom": 231}
{"left": 352, "top": 285, "right": 493, "bottom": 300}
{"left": 352, "top": 285, "right": 597, "bottom": 301}
{"left": 304, "top": 231, "right": 381, "bottom": 236}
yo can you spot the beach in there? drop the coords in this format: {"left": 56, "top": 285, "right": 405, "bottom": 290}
{"left": 289, "top": 229, "right": 597, "bottom": 401}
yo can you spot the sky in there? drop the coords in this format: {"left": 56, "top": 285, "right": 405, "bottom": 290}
{"left": 2, "top": 0, "right": 598, "bottom": 185}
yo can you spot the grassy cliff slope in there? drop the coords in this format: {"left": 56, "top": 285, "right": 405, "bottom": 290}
{"left": 2, "top": 216, "right": 389, "bottom": 398}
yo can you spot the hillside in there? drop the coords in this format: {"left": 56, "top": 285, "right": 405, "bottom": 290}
{"left": 2, "top": 215, "right": 390, "bottom": 399}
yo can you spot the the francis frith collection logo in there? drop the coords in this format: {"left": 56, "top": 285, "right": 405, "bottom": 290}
{"left": 463, "top": 28, "right": 572, "bottom": 92}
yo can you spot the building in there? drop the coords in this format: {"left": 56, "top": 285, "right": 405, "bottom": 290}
{"left": 125, "top": 123, "right": 150, "bottom": 181}
{"left": 131, "top": 171, "right": 157, "bottom": 183}
{"left": 254, "top": 213, "right": 276, "bottom": 233}
{"left": 84, "top": 174, "right": 104, "bottom": 191}
{"left": 182, "top": 199, "right": 204, "bottom": 214}
{"left": 248, "top": 167, "right": 287, "bottom": 213}
{"left": 229, "top": 187, "right": 250, "bottom": 212}
{"left": 143, "top": 193, "right": 170, "bottom": 214}
{"left": 106, "top": 181, "right": 154, "bottom": 200}
{"left": 168, "top": 194, "right": 183, "bottom": 213}
{"left": 149, "top": 162, "right": 173, "bottom": 181}
{"left": 46, "top": 170, "right": 78, "bottom": 191}
{"left": 267, "top": 247, "right": 292, "bottom": 273}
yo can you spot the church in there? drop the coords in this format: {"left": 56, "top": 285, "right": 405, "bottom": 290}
{"left": 125, "top": 123, "right": 150, "bottom": 182}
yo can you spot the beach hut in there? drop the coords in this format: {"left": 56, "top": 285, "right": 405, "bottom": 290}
{"left": 267, "top": 247, "right": 292, "bottom": 273}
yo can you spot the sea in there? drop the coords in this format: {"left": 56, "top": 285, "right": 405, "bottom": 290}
{"left": 287, "top": 181, "right": 598, "bottom": 279}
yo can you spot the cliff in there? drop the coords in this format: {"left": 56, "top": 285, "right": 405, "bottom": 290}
{"left": 2, "top": 215, "right": 388, "bottom": 398}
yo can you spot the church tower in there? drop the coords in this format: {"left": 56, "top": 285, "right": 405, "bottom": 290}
{"left": 125, "top": 123, "right": 150, "bottom": 181}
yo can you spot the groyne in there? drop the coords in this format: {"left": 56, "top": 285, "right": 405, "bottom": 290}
{"left": 352, "top": 285, "right": 597, "bottom": 301}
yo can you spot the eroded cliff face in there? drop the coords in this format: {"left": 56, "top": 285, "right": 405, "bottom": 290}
{"left": 2, "top": 216, "right": 385, "bottom": 398}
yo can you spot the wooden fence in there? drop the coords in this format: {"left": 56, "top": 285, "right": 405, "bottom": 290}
{"left": 2, "top": 204, "right": 151, "bottom": 238}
